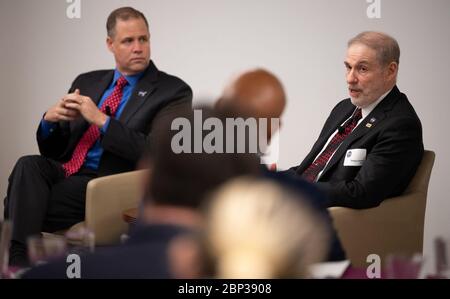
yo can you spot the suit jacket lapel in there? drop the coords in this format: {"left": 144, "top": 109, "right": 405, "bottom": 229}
{"left": 296, "top": 105, "right": 354, "bottom": 174}
{"left": 319, "top": 86, "right": 400, "bottom": 178}
{"left": 119, "top": 61, "right": 158, "bottom": 124}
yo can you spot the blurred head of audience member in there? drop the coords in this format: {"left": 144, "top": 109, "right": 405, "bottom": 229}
{"left": 202, "top": 177, "right": 330, "bottom": 278}
{"left": 216, "top": 68, "right": 286, "bottom": 143}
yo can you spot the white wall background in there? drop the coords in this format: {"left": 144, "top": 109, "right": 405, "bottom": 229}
{"left": 1, "top": 0, "right": 449, "bottom": 274}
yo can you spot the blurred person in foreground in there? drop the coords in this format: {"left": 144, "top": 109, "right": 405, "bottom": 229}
{"left": 215, "top": 69, "right": 345, "bottom": 261}
{"left": 202, "top": 177, "right": 330, "bottom": 278}
{"left": 216, "top": 68, "right": 285, "bottom": 168}
{"left": 23, "top": 107, "right": 260, "bottom": 278}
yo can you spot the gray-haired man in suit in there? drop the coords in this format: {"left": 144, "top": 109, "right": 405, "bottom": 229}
{"left": 289, "top": 31, "right": 423, "bottom": 209}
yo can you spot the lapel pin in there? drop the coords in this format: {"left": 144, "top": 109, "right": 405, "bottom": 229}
{"left": 370, "top": 117, "right": 376, "bottom": 123}
{"left": 366, "top": 123, "right": 372, "bottom": 128}
{"left": 138, "top": 91, "right": 148, "bottom": 97}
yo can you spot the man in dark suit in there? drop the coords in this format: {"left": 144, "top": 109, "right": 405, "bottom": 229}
{"left": 289, "top": 31, "right": 423, "bottom": 209}
{"left": 4, "top": 7, "right": 192, "bottom": 266}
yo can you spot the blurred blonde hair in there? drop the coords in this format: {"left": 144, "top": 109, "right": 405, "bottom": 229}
{"left": 204, "top": 177, "right": 330, "bottom": 278}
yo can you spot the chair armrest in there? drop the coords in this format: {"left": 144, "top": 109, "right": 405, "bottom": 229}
{"left": 329, "top": 192, "right": 425, "bottom": 267}
{"left": 85, "top": 169, "right": 149, "bottom": 245}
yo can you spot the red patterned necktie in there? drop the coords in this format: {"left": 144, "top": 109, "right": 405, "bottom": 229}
{"left": 301, "top": 108, "right": 362, "bottom": 183}
{"left": 62, "top": 76, "right": 128, "bottom": 177}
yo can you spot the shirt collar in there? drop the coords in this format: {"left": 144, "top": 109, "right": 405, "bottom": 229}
{"left": 360, "top": 88, "right": 392, "bottom": 119}
{"left": 113, "top": 69, "right": 145, "bottom": 87}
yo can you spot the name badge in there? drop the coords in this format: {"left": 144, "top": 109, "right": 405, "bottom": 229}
{"left": 344, "top": 149, "right": 367, "bottom": 166}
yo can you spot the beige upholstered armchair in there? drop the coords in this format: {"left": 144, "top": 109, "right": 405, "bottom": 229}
{"left": 47, "top": 169, "right": 149, "bottom": 246}
{"left": 329, "top": 150, "right": 435, "bottom": 268}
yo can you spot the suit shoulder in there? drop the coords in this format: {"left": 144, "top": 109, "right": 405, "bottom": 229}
{"left": 389, "top": 92, "right": 422, "bottom": 123}
{"left": 331, "top": 98, "right": 353, "bottom": 113}
{"left": 379, "top": 99, "right": 423, "bottom": 136}
{"left": 71, "top": 69, "right": 112, "bottom": 84}
{"left": 156, "top": 70, "right": 192, "bottom": 90}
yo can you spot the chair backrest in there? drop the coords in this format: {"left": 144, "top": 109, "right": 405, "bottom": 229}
{"left": 85, "top": 169, "right": 149, "bottom": 245}
{"left": 329, "top": 150, "right": 435, "bottom": 268}
{"left": 403, "top": 150, "right": 435, "bottom": 195}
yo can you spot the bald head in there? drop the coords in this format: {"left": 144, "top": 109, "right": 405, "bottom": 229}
{"left": 217, "top": 69, "right": 286, "bottom": 120}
